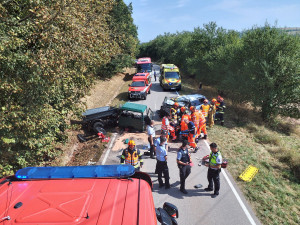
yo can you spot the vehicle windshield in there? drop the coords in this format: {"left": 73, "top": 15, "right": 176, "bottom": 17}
{"left": 165, "top": 72, "right": 180, "bottom": 79}
{"left": 137, "top": 63, "right": 152, "bottom": 72}
{"left": 131, "top": 81, "right": 145, "bottom": 87}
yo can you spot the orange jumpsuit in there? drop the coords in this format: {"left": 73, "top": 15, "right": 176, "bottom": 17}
{"left": 180, "top": 114, "right": 191, "bottom": 139}
{"left": 191, "top": 110, "right": 200, "bottom": 138}
{"left": 198, "top": 112, "right": 207, "bottom": 136}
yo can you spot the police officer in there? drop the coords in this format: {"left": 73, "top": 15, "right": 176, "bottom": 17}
{"left": 154, "top": 130, "right": 168, "bottom": 174}
{"left": 177, "top": 139, "right": 192, "bottom": 194}
{"left": 120, "top": 140, "right": 143, "bottom": 171}
{"left": 147, "top": 120, "right": 156, "bottom": 159}
{"left": 156, "top": 136, "right": 170, "bottom": 189}
{"left": 204, "top": 142, "right": 222, "bottom": 197}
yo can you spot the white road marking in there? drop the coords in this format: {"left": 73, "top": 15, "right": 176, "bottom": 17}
{"left": 204, "top": 140, "right": 257, "bottom": 225}
{"left": 101, "top": 133, "right": 117, "bottom": 165}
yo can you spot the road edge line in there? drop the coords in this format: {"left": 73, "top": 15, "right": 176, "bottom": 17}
{"left": 100, "top": 133, "right": 117, "bottom": 165}
{"left": 204, "top": 140, "right": 257, "bottom": 225}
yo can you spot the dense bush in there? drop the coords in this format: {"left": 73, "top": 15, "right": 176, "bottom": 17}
{"left": 0, "top": 0, "right": 138, "bottom": 175}
{"left": 139, "top": 22, "right": 300, "bottom": 120}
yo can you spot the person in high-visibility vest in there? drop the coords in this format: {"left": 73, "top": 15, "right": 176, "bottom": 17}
{"left": 120, "top": 140, "right": 143, "bottom": 171}
{"left": 161, "top": 112, "right": 176, "bottom": 141}
{"left": 200, "top": 99, "right": 210, "bottom": 123}
{"left": 190, "top": 106, "right": 200, "bottom": 139}
{"left": 170, "top": 102, "right": 179, "bottom": 124}
{"left": 215, "top": 96, "right": 226, "bottom": 126}
{"left": 198, "top": 111, "right": 207, "bottom": 139}
{"left": 204, "top": 142, "right": 222, "bottom": 197}
{"left": 208, "top": 98, "right": 217, "bottom": 128}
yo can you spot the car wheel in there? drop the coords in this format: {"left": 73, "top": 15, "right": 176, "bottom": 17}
{"left": 143, "top": 94, "right": 147, "bottom": 100}
{"left": 177, "top": 85, "right": 181, "bottom": 91}
{"left": 148, "top": 89, "right": 151, "bottom": 94}
{"left": 93, "top": 122, "right": 104, "bottom": 133}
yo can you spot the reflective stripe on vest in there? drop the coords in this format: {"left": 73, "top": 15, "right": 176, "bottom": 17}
{"left": 209, "top": 151, "right": 220, "bottom": 166}
{"left": 199, "top": 112, "right": 206, "bottom": 124}
{"left": 201, "top": 104, "right": 210, "bottom": 117}
{"left": 162, "top": 116, "right": 168, "bottom": 131}
{"left": 125, "top": 149, "right": 139, "bottom": 166}
{"left": 191, "top": 111, "right": 200, "bottom": 126}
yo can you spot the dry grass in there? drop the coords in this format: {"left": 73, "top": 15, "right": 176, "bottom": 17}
{"left": 182, "top": 80, "right": 300, "bottom": 225}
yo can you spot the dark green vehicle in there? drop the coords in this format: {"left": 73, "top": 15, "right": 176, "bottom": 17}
{"left": 79, "top": 102, "right": 153, "bottom": 137}
{"left": 118, "top": 102, "right": 153, "bottom": 132}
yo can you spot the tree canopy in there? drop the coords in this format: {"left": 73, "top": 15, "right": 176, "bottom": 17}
{"left": 0, "top": 0, "right": 138, "bottom": 175}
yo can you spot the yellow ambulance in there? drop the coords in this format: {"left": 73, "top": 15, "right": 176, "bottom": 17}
{"left": 159, "top": 64, "right": 181, "bottom": 91}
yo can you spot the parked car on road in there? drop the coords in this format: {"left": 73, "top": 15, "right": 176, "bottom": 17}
{"left": 159, "top": 94, "right": 207, "bottom": 118}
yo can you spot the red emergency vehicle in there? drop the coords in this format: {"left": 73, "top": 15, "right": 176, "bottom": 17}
{"left": 0, "top": 165, "right": 178, "bottom": 225}
{"left": 136, "top": 57, "right": 153, "bottom": 75}
{"left": 128, "top": 73, "right": 152, "bottom": 100}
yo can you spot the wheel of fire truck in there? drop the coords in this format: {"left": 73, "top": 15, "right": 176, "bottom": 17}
{"left": 148, "top": 89, "right": 151, "bottom": 94}
{"left": 92, "top": 121, "right": 105, "bottom": 134}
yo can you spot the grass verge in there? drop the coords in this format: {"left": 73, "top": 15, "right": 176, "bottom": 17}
{"left": 182, "top": 80, "right": 300, "bottom": 225}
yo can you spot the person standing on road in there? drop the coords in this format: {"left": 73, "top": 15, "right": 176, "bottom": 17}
{"left": 177, "top": 139, "right": 192, "bottom": 194}
{"left": 154, "top": 130, "right": 168, "bottom": 174}
{"left": 161, "top": 112, "right": 176, "bottom": 141}
{"left": 156, "top": 137, "right": 170, "bottom": 189}
{"left": 183, "top": 118, "right": 198, "bottom": 152}
{"left": 120, "top": 140, "right": 144, "bottom": 171}
{"left": 204, "top": 142, "right": 222, "bottom": 197}
{"left": 215, "top": 96, "right": 226, "bottom": 126}
{"left": 154, "top": 70, "right": 157, "bottom": 81}
{"left": 208, "top": 98, "right": 217, "bottom": 128}
{"left": 147, "top": 120, "right": 156, "bottom": 159}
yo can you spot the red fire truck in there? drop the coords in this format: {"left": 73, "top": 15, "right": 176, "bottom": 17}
{"left": 0, "top": 165, "right": 178, "bottom": 225}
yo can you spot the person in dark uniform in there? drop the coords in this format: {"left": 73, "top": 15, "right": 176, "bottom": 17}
{"left": 154, "top": 130, "right": 168, "bottom": 174}
{"left": 177, "top": 139, "right": 192, "bottom": 194}
{"left": 204, "top": 142, "right": 222, "bottom": 197}
{"left": 155, "top": 136, "right": 170, "bottom": 189}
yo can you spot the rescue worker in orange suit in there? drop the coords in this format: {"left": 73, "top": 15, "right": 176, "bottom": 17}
{"left": 200, "top": 99, "right": 210, "bottom": 123}
{"left": 161, "top": 112, "right": 176, "bottom": 141}
{"left": 199, "top": 110, "right": 207, "bottom": 139}
{"left": 215, "top": 96, "right": 226, "bottom": 126}
{"left": 190, "top": 106, "right": 200, "bottom": 139}
{"left": 183, "top": 118, "right": 198, "bottom": 152}
{"left": 208, "top": 98, "right": 217, "bottom": 128}
{"left": 178, "top": 106, "right": 187, "bottom": 122}
{"left": 180, "top": 108, "right": 190, "bottom": 140}
{"left": 121, "top": 140, "right": 144, "bottom": 171}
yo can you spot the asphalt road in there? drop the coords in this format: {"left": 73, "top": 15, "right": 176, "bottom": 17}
{"left": 102, "top": 64, "right": 262, "bottom": 225}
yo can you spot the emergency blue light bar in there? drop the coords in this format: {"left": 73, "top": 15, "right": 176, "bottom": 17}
{"left": 15, "top": 165, "right": 135, "bottom": 179}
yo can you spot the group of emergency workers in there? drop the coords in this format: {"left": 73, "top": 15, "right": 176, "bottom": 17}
{"left": 119, "top": 95, "right": 225, "bottom": 196}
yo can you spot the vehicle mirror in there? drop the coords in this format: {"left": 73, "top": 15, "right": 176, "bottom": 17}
{"left": 156, "top": 208, "right": 173, "bottom": 225}
{"left": 163, "top": 202, "right": 179, "bottom": 218}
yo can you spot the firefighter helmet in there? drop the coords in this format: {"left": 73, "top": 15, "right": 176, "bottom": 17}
{"left": 128, "top": 140, "right": 135, "bottom": 146}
